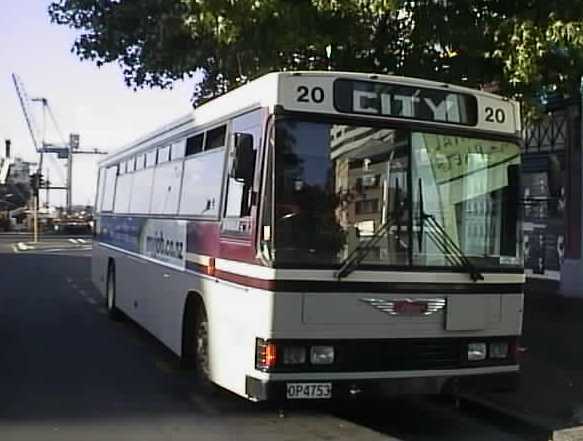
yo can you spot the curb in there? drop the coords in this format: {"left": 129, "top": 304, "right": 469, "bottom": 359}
{"left": 553, "top": 427, "right": 583, "bottom": 441}
{"left": 460, "top": 393, "right": 583, "bottom": 440}
{"left": 457, "top": 393, "right": 557, "bottom": 435}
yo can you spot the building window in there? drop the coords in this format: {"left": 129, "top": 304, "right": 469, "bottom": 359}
{"left": 355, "top": 199, "right": 379, "bottom": 215}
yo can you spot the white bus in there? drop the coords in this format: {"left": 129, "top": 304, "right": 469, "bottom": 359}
{"left": 93, "top": 71, "right": 524, "bottom": 401}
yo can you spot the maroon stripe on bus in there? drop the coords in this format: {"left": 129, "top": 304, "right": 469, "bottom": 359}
{"left": 186, "top": 222, "right": 221, "bottom": 256}
{"left": 186, "top": 220, "right": 258, "bottom": 263}
{"left": 213, "top": 269, "right": 276, "bottom": 290}
{"left": 184, "top": 261, "right": 523, "bottom": 294}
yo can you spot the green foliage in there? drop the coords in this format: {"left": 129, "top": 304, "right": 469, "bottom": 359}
{"left": 48, "top": 0, "right": 583, "bottom": 107}
{"left": 497, "top": 18, "right": 583, "bottom": 101}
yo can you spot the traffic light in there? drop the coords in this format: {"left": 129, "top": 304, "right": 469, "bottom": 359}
{"left": 30, "top": 173, "right": 38, "bottom": 193}
{"left": 29, "top": 172, "right": 44, "bottom": 195}
{"left": 70, "top": 133, "right": 80, "bottom": 150}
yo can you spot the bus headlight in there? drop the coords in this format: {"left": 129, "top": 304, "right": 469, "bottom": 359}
{"left": 310, "top": 346, "right": 334, "bottom": 365}
{"left": 283, "top": 346, "right": 306, "bottom": 365}
{"left": 467, "top": 342, "right": 487, "bottom": 361}
{"left": 489, "top": 342, "right": 509, "bottom": 359}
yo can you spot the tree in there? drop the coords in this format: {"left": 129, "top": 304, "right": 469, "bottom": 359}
{"left": 48, "top": 0, "right": 583, "bottom": 108}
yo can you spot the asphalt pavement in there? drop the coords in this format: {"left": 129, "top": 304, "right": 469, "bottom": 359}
{"left": 0, "top": 233, "right": 545, "bottom": 441}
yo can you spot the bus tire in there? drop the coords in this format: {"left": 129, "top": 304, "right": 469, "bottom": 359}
{"left": 194, "top": 305, "right": 211, "bottom": 384}
{"left": 106, "top": 262, "right": 122, "bottom": 321}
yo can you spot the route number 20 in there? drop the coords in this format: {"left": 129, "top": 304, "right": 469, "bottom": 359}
{"left": 297, "top": 86, "right": 325, "bottom": 103}
{"left": 485, "top": 106, "right": 506, "bottom": 124}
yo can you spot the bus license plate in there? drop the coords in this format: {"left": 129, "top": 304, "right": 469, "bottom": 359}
{"left": 286, "top": 383, "right": 332, "bottom": 399}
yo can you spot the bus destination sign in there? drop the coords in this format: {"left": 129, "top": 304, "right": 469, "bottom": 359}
{"left": 334, "top": 79, "right": 478, "bottom": 126}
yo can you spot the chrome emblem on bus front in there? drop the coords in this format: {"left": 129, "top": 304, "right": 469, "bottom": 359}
{"left": 359, "top": 298, "right": 446, "bottom": 316}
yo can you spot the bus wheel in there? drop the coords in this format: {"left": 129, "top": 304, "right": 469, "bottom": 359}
{"left": 106, "top": 263, "right": 122, "bottom": 321}
{"left": 195, "top": 306, "right": 211, "bottom": 382}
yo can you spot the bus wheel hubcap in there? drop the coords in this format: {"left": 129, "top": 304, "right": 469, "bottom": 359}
{"left": 196, "top": 319, "right": 210, "bottom": 378}
{"left": 107, "top": 278, "right": 113, "bottom": 310}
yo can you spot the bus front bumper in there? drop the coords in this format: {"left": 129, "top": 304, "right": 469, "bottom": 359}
{"left": 245, "top": 371, "right": 519, "bottom": 401}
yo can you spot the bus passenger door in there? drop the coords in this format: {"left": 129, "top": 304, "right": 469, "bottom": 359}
{"left": 220, "top": 109, "right": 265, "bottom": 261}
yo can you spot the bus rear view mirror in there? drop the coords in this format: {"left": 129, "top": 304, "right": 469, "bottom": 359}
{"left": 231, "top": 133, "right": 255, "bottom": 183}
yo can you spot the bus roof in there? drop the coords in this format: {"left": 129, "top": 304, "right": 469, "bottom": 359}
{"left": 100, "top": 71, "right": 520, "bottom": 167}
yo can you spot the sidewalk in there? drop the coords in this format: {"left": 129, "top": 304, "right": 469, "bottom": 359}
{"left": 467, "top": 280, "right": 583, "bottom": 439}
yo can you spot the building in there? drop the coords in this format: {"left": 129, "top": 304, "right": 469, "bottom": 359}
{"left": 520, "top": 97, "right": 579, "bottom": 295}
{"left": 0, "top": 140, "right": 33, "bottom": 228}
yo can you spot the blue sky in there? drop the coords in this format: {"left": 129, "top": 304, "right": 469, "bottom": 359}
{"left": 0, "top": 1, "right": 196, "bottom": 206}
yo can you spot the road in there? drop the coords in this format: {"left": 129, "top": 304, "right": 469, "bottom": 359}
{"left": 0, "top": 233, "right": 545, "bottom": 441}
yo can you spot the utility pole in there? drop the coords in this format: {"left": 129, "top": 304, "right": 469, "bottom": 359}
{"left": 33, "top": 194, "right": 38, "bottom": 243}
{"left": 30, "top": 172, "right": 41, "bottom": 243}
{"left": 66, "top": 134, "right": 78, "bottom": 212}
{"left": 66, "top": 151, "right": 72, "bottom": 211}
{"left": 45, "top": 169, "right": 50, "bottom": 208}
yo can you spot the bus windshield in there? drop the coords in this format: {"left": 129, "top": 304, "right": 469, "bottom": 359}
{"left": 270, "top": 118, "right": 522, "bottom": 271}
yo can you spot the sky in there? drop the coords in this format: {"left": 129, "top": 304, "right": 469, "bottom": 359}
{"left": 0, "top": 1, "right": 196, "bottom": 207}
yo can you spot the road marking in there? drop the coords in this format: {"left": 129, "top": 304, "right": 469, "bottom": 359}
{"left": 37, "top": 246, "right": 93, "bottom": 253}
{"left": 11, "top": 244, "right": 19, "bottom": 253}
{"left": 17, "top": 242, "right": 30, "bottom": 251}
{"left": 86, "top": 297, "right": 97, "bottom": 305}
{"left": 68, "top": 238, "right": 79, "bottom": 244}
{"left": 66, "top": 277, "right": 73, "bottom": 284}
{"left": 78, "top": 289, "right": 87, "bottom": 297}
{"left": 77, "top": 238, "right": 87, "bottom": 244}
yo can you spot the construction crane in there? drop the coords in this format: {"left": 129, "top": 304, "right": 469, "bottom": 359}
{"left": 12, "top": 73, "right": 107, "bottom": 213}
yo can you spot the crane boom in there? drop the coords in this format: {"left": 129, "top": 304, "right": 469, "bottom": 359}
{"left": 12, "top": 73, "right": 108, "bottom": 213}
{"left": 11, "top": 73, "right": 42, "bottom": 153}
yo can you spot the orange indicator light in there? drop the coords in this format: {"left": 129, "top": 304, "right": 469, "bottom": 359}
{"left": 256, "top": 339, "right": 278, "bottom": 370}
{"left": 265, "top": 342, "right": 277, "bottom": 368}
{"left": 207, "top": 258, "right": 216, "bottom": 276}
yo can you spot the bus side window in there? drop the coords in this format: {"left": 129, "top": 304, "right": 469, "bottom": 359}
{"left": 101, "top": 165, "right": 118, "bottom": 212}
{"left": 186, "top": 133, "right": 204, "bottom": 156}
{"left": 95, "top": 168, "right": 106, "bottom": 212}
{"left": 206, "top": 125, "right": 226, "bottom": 151}
{"left": 171, "top": 139, "right": 186, "bottom": 160}
{"left": 223, "top": 110, "right": 263, "bottom": 230}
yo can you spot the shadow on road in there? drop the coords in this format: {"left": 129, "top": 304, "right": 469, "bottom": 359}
{"left": 0, "top": 251, "right": 545, "bottom": 441}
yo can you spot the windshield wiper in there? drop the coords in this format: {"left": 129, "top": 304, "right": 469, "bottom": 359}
{"left": 416, "top": 178, "right": 484, "bottom": 282}
{"left": 335, "top": 214, "right": 396, "bottom": 280}
{"left": 335, "top": 177, "right": 403, "bottom": 280}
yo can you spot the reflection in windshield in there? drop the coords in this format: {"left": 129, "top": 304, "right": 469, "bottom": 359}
{"left": 268, "top": 119, "right": 521, "bottom": 270}
{"left": 412, "top": 132, "right": 521, "bottom": 269}
{"left": 273, "top": 119, "right": 409, "bottom": 266}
